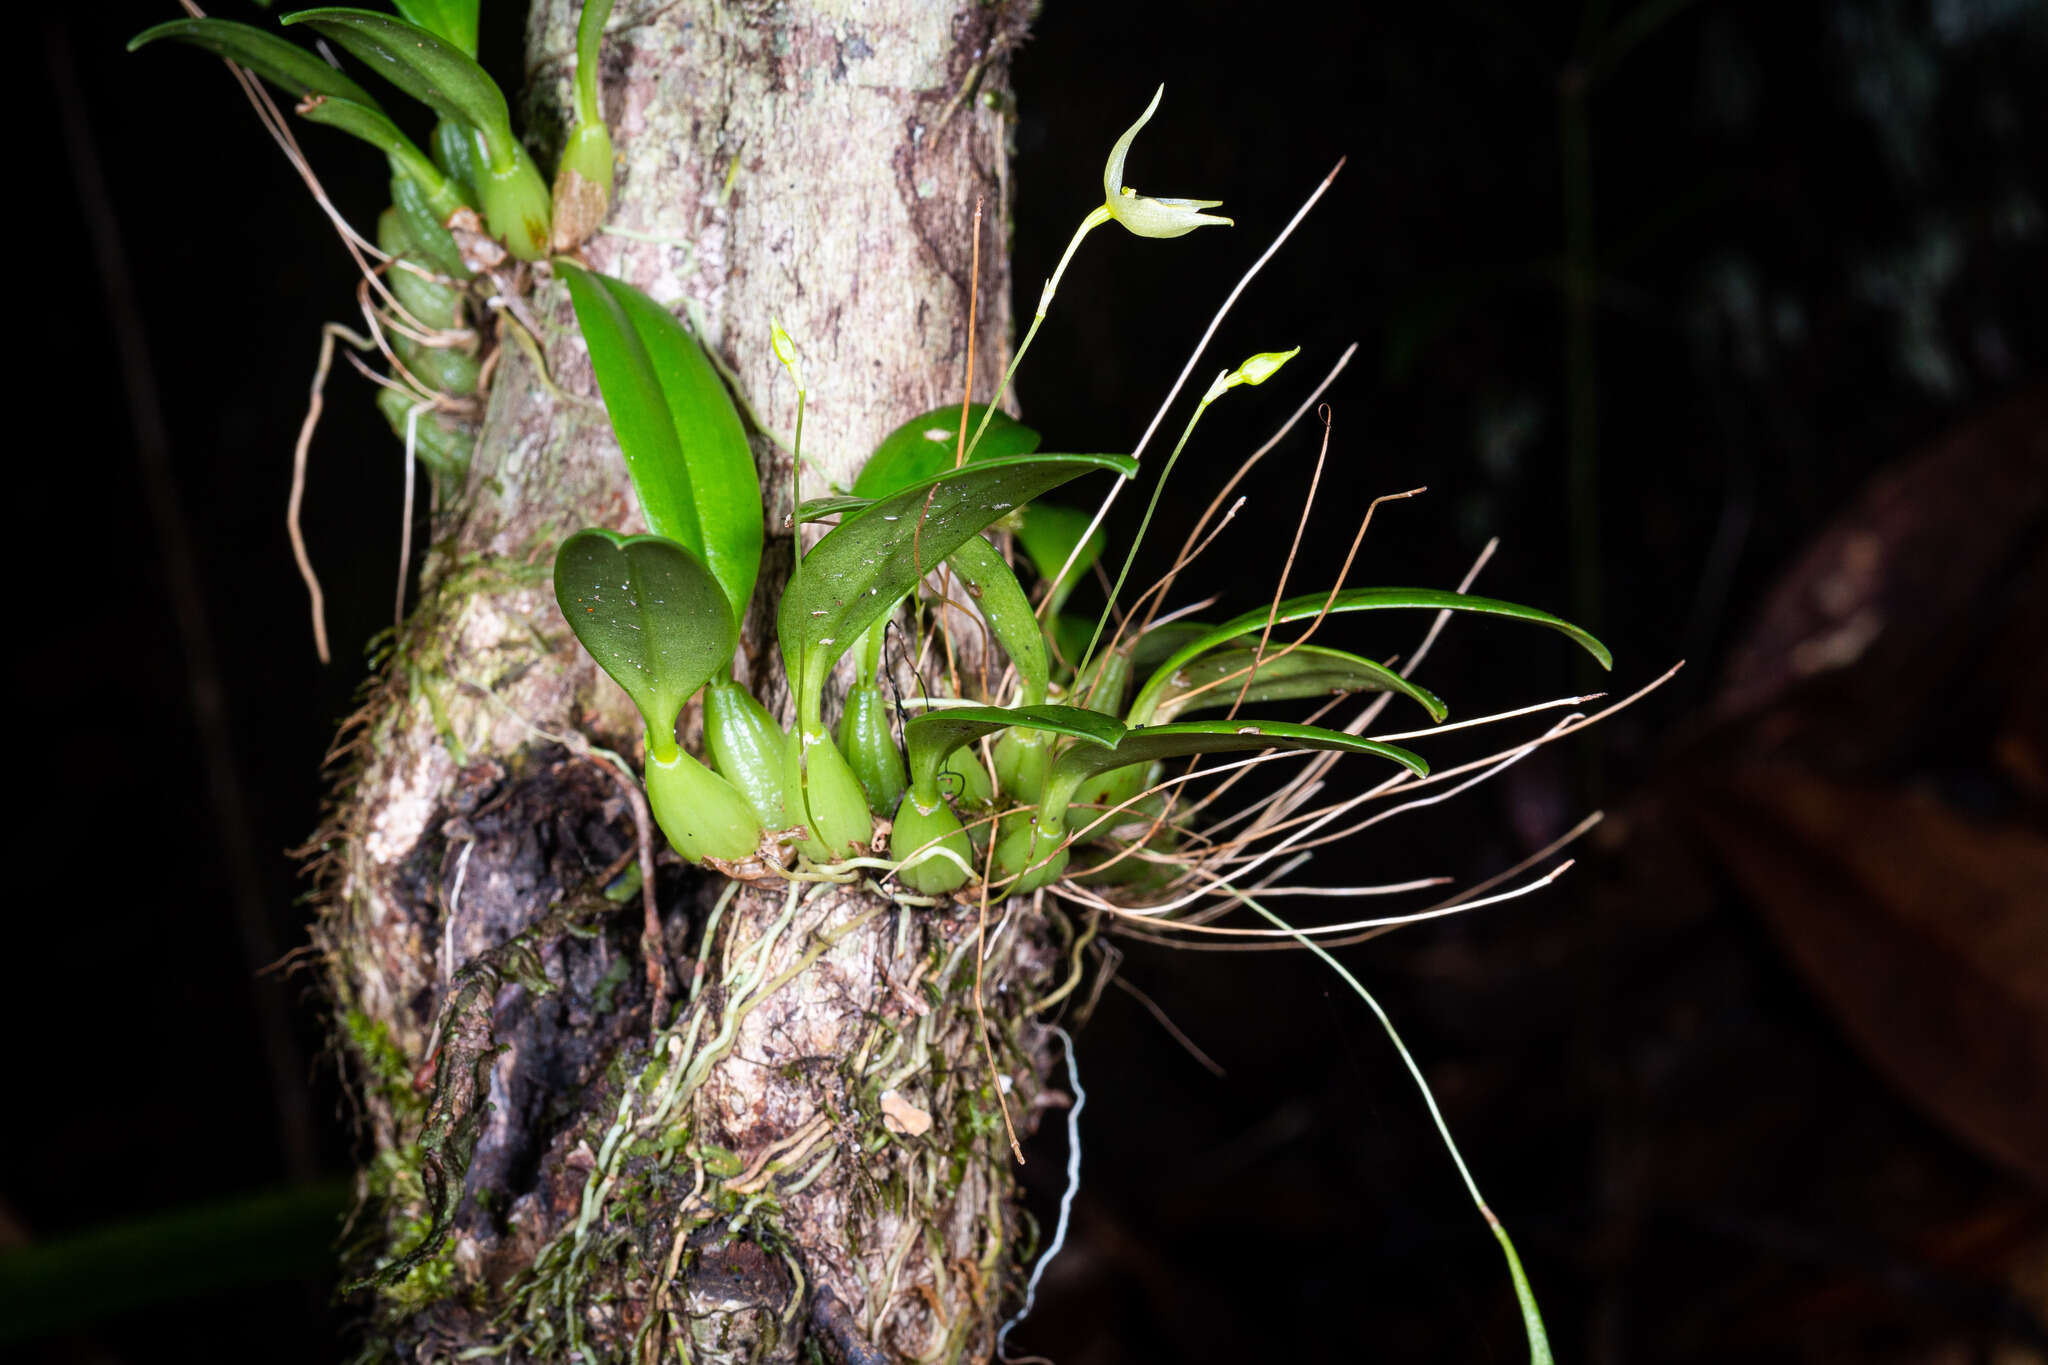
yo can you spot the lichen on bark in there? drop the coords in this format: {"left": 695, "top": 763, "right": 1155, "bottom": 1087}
{"left": 308, "top": 1, "right": 1055, "bottom": 1359}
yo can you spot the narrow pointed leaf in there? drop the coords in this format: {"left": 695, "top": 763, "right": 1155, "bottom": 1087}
{"left": 947, "top": 534, "right": 1047, "bottom": 705}
{"left": 795, "top": 495, "right": 870, "bottom": 525}
{"left": 1132, "top": 588, "right": 1610, "bottom": 721}
{"left": 904, "top": 704, "right": 1124, "bottom": 801}
{"left": 1144, "top": 644, "right": 1447, "bottom": 724}
{"left": 559, "top": 263, "right": 763, "bottom": 618}
{"left": 1046, "top": 719, "right": 1427, "bottom": 827}
{"left": 552, "top": 530, "right": 735, "bottom": 753}
{"left": 128, "top": 19, "right": 383, "bottom": 108}
{"left": 281, "top": 9, "right": 511, "bottom": 153}
{"left": 391, "top": 0, "right": 479, "bottom": 56}
{"left": 297, "top": 96, "right": 459, "bottom": 213}
{"left": 852, "top": 404, "right": 1040, "bottom": 499}
{"left": 779, "top": 453, "right": 1137, "bottom": 716}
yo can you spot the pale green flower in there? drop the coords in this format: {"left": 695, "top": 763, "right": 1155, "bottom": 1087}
{"left": 1103, "top": 85, "right": 1234, "bottom": 239}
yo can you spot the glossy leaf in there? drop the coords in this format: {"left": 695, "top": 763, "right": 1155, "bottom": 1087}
{"left": 390, "top": 0, "right": 479, "bottom": 56}
{"left": 1043, "top": 719, "right": 1427, "bottom": 832}
{"left": 1013, "top": 502, "right": 1103, "bottom": 617}
{"left": 1131, "top": 588, "right": 1610, "bottom": 721}
{"left": 852, "top": 404, "right": 1040, "bottom": 499}
{"left": 794, "top": 495, "right": 870, "bottom": 525}
{"left": 558, "top": 264, "right": 763, "bottom": 618}
{"left": 552, "top": 530, "right": 735, "bottom": 760}
{"left": 903, "top": 704, "right": 1124, "bottom": 803}
{"left": 297, "top": 96, "right": 462, "bottom": 215}
{"left": 281, "top": 9, "right": 512, "bottom": 154}
{"left": 128, "top": 19, "right": 383, "bottom": 107}
{"left": 1140, "top": 643, "right": 1447, "bottom": 725}
{"left": 779, "top": 453, "right": 1137, "bottom": 724}
{"left": 948, "top": 534, "right": 1048, "bottom": 705}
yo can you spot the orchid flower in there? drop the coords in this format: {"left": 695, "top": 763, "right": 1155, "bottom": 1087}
{"left": 1103, "top": 85, "right": 1234, "bottom": 239}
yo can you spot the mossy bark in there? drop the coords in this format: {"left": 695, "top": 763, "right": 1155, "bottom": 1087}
{"left": 312, "top": 3, "right": 1056, "bottom": 1358}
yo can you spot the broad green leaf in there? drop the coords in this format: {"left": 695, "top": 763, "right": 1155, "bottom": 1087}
{"left": 947, "top": 534, "right": 1047, "bottom": 706}
{"left": 1043, "top": 719, "right": 1427, "bottom": 831}
{"left": 281, "top": 9, "right": 512, "bottom": 153}
{"left": 390, "top": 0, "right": 479, "bottom": 56}
{"left": 904, "top": 704, "right": 1124, "bottom": 801}
{"left": 128, "top": 19, "right": 383, "bottom": 107}
{"left": 552, "top": 530, "right": 735, "bottom": 760}
{"left": 1143, "top": 643, "right": 1447, "bottom": 725}
{"left": 852, "top": 404, "right": 1040, "bottom": 499}
{"left": 1131, "top": 588, "right": 1610, "bottom": 722}
{"left": 1013, "top": 502, "right": 1103, "bottom": 617}
{"left": 779, "top": 453, "right": 1138, "bottom": 724}
{"left": 558, "top": 264, "right": 763, "bottom": 618}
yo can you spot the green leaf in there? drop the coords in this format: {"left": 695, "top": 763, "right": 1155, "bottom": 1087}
{"left": 282, "top": 10, "right": 508, "bottom": 145}
{"left": 128, "top": 19, "right": 383, "bottom": 108}
{"left": 852, "top": 404, "right": 1040, "bottom": 499}
{"left": 1043, "top": 719, "right": 1427, "bottom": 832}
{"left": 1013, "top": 501, "right": 1103, "bottom": 617}
{"left": 1130, "top": 588, "right": 1611, "bottom": 722}
{"left": 298, "top": 96, "right": 463, "bottom": 216}
{"left": 558, "top": 264, "right": 763, "bottom": 619}
{"left": 778, "top": 453, "right": 1137, "bottom": 726}
{"left": 552, "top": 530, "right": 735, "bottom": 760}
{"left": 794, "top": 495, "right": 870, "bottom": 525}
{"left": 904, "top": 704, "right": 1124, "bottom": 802}
{"left": 947, "top": 534, "right": 1048, "bottom": 706}
{"left": 390, "top": 0, "right": 479, "bottom": 56}
{"left": 1140, "top": 643, "right": 1447, "bottom": 725}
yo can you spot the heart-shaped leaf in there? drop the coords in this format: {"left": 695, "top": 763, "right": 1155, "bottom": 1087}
{"left": 1013, "top": 502, "right": 1104, "bottom": 618}
{"left": 553, "top": 530, "right": 735, "bottom": 760}
{"left": 947, "top": 534, "right": 1048, "bottom": 706}
{"left": 390, "top": 0, "right": 479, "bottom": 56}
{"left": 852, "top": 404, "right": 1041, "bottom": 500}
{"left": 1043, "top": 719, "right": 1427, "bottom": 834}
{"left": 904, "top": 704, "right": 1125, "bottom": 803}
{"left": 282, "top": 9, "right": 511, "bottom": 153}
{"left": 1139, "top": 643, "right": 1447, "bottom": 725}
{"left": 779, "top": 453, "right": 1137, "bottom": 726}
{"left": 1130, "top": 588, "right": 1610, "bottom": 722}
{"left": 559, "top": 264, "right": 763, "bottom": 620}
{"left": 129, "top": 19, "right": 383, "bottom": 107}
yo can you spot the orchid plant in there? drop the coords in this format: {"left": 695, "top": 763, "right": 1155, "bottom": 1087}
{"left": 133, "top": 7, "right": 1612, "bottom": 1355}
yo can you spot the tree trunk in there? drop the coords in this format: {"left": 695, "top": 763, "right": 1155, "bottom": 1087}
{"left": 312, "top": 3, "right": 1052, "bottom": 1358}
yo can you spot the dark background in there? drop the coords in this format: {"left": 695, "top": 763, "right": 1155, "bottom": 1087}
{"left": 13, "top": 0, "right": 2046, "bottom": 1360}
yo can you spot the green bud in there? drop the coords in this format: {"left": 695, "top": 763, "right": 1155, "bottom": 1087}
{"left": 644, "top": 741, "right": 762, "bottom": 864}
{"left": 375, "top": 387, "right": 473, "bottom": 481}
{"left": 1101, "top": 86, "right": 1232, "bottom": 240}
{"left": 473, "top": 133, "right": 553, "bottom": 262}
{"left": 389, "top": 171, "right": 472, "bottom": 279}
{"left": 1202, "top": 345, "right": 1301, "bottom": 404}
{"left": 1075, "top": 645, "right": 1133, "bottom": 719}
{"left": 431, "top": 119, "right": 481, "bottom": 201}
{"left": 994, "top": 810, "right": 1068, "bottom": 896}
{"left": 702, "top": 676, "right": 789, "bottom": 830}
{"left": 838, "top": 679, "right": 908, "bottom": 814}
{"left": 770, "top": 317, "right": 804, "bottom": 389}
{"left": 785, "top": 726, "right": 873, "bottom": 860}
{"left": 890, "top": 792, "right": 973, "bottom": 895}
{"left": 938, "top": 744, "right": 995, "bottom": 809}
{"left": 992, "top": 725, "right": 1050, "bottom": 804}
{"left": 550, "top": 119, "right": 614, "bottom": 252}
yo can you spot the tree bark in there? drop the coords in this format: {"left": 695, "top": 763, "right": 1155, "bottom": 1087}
{"left": 312, "top": 3, "right": 1053, "bottom": 1359}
